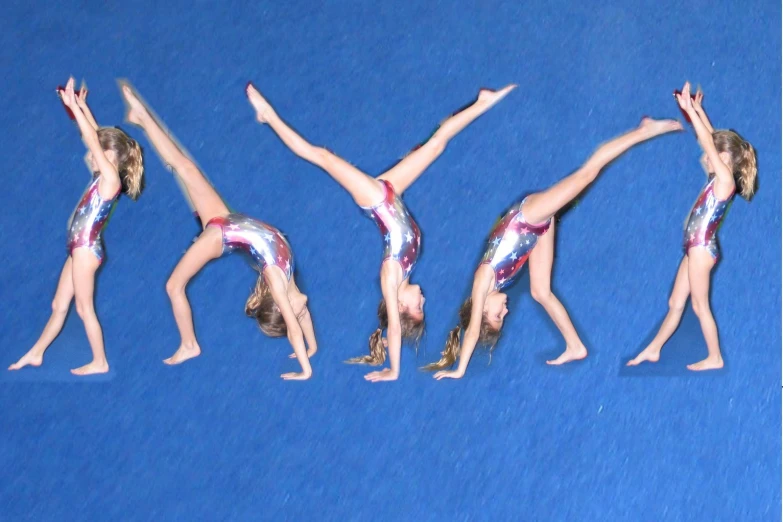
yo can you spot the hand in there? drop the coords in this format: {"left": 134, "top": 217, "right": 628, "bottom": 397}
{"left": 675, "top": 82, "right": 694, "bottom": 113}
{"left": 693, "top": 87, "right": 704, "bottom": 108}
{"left": 58, "top": 77, "right": 78, "bottom": 109}
{"left": 433, "top": 369, "right": 465, "bottom": 380}
{"left": 281, "top": 371, "right": 312, "bottom": 381}
{"left": 76, "top": 82, "right": 89, "bottom": 108}
{"left": 363, "top": 368, "right": 399, "bottom": 382}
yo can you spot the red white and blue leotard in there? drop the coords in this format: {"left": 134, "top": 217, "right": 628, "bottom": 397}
{"left": 480, "top": 197, "right": 551, "bottom": 290}
{"left": 683, "top": 177, "right": 734, "bottom": 262}
{"left": 207, "top": 213, "right": 294, "bottom": 279}
{"left": 362, "top": 179, "right": 421, "bottom": 279}
{"left": 66, "top": 174, "right": 120, "bottom": 264}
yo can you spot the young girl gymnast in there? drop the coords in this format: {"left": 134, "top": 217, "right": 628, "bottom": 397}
{"left": 9, "top": 78, "right": 144, "bottom": 375}
{"left": 424, "top": 116, "right": 683, "bottom": 379}
{"left": 246, "top": 82, "right": 515, "bottom": 382}
{"left": 627, "top": 82, "right": 757, "bottom": 371}
{"left": 122, "top": 84, "right": 317, "bottom": 380}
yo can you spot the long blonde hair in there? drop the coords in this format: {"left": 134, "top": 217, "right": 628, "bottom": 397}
{"left": 97, "top": 127, "right": 144, "bottom": 200}
{"left": 712, "top": 130, "right": 758, "bottom": 200}
{"left": 345, "top": 299, "right": 425, "bottom": 365}
{"left": 421, "top": 297, "right": 501, "bottom": 371}
{"left": 245, "top": 276, "right": 287, "bottom": 337}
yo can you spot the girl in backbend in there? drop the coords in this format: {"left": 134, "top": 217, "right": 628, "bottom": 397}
{"left": 627, "top": 82, "right": 757, "bottom": 371}
{"left": 122, "top": 84, "right": 316, "bottom": 380}
{"left": 246, "top": 82, "right": 515, "bottom": 382}
{"left": 9, "top": 78, "right": 144, "bottom": 375}
{"left": 424, "top": 116, "right": 682, "bottom": 379}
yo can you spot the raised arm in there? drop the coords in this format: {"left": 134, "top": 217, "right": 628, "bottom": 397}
{"left": 74, "top": 84, "right": 99, "bottom": 131}
{"left": 266, "top": 270, "right": 313, "bottom": 381}
{"left": 61, "top": 78, "right": 121, "bottom": 197}
{"left": 691, "top": 89, "right": 715, "bottom": 134}
{"left": 434, "top": 267, "right": 495, "bottom": 380}
{"left": 676, "top": 82, "right": 734, "bottom": 190}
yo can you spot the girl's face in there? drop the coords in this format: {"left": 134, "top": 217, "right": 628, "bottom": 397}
{"left": 483, "top": 292, "right": 509, "bottom": 330}
{"left": 84, "top": 150, "right": 118, "bottom": 173}
{"left": 399, "top": 283, "right": 425, "bottom": 320}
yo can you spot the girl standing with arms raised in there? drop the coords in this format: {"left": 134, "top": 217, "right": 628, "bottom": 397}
{"left": 9, "top": 78, "right": 144, "bottom": 375}
{"left": 246, "top": 82, "right": 515, "bottom": 382}
{"left": 628, "top": 82, "right": 757, "bottom": 370}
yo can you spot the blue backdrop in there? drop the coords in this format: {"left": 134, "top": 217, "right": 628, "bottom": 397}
{"left": 1, "top": 0, "right": 780, "bottom": 520}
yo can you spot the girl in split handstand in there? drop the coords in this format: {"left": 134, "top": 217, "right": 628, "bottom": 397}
{"left": 123, "top": 84, "right": 317, "bottom": 380}
{"left": 246, "top": 82, "right": 515, "bottom": 382}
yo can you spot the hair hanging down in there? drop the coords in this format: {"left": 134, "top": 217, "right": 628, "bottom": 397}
{"left": 345, "top": 299, "right": 425, "bottom": 365}
{"left": 245, "top": 275, "right": 287, "bottom": 337}
{"left": 421, "top": 297, "right": 501, "bottom": 371}
{"left": 712, "top": 130, "right": 758, "bottom": 200}
{"left": 97, "top": 127, "right": 144, "bottom": 200}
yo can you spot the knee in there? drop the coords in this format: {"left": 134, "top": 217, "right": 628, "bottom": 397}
{"left": 691, "top": 298, "right": 710, "bottom": 318}
{"left": 313, "top": 147, "right": 332, "bottom": 166}
{"left": 51, "top": 298, "right": 70, "bottom": 316}
{"left": 667, "top": 296, "right": 686, "bottom": 313}
{"left": 165, "top": 278, "right": 184, "bottom": 298}
{"left": 530, "top": 286, "right": 552, "bottom": 305}
{"left": 74, "top": 298, "right": 94, "bottom": 320}
{"left": 425, "top": 136, "right": 446, "bottom": 157}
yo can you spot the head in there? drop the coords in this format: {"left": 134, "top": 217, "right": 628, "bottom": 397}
{"left": 701, "top": 130, "right": 758, "bottom": 200}
{"left": 85, "top": 127, "right": 144, "bottom": 200}
{"left": 422, "top": 296, "right": 504, "bottom": 372}
{"left": 397, "top": 282, "right": 425, "bottom": 322}
{"left": 345, "top": 298, "right": 426, "bottom": 365}
{"left": 245, "top": 276, "right": 308, "bottom": 337}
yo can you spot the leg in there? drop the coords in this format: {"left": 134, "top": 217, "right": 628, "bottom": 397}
{"left": 378, "top": 85, "right": 517, "bottom": 195}
{"left": 70, "top": 249, "right": 109, "bottom": 375}
{"left": 123, "top": 85, "right": 229, "bottom": 227}
{"left": 247, "top": 84, "right": 384, "bottom": 207}
{"left": 164, "top": 227, "right": 224, "bottom": 364}
{"left": 9, "top": 259, "right": 74, "bottom": 370}
{"left": 527, "top": 223, "right": 588, "bottom": 365}
{"left": 686, "top": 248, "right": 724, "bottom": 370}
{"left": 627, "top": 257, "right": 691, "bottom": 365}
{"left": 522, "top": 118, "right": 683, "bottom": 224}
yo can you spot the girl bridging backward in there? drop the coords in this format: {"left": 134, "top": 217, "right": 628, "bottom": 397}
{"left": 9, "top": 78, "right": 144, "bottom": 375}
{"left": 122, "top": 84, "right": 317, "bottom": 380}
{"left": 246, "top": 82, "right": 516, "bottom": 382}
{"left": 424, "top": 116, "right": 683, "bottom": 379}
{"left": 628, "top": 82, "right": 757, "bottom": 371}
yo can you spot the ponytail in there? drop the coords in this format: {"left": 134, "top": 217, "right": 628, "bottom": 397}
{"left": 421, "top": 325, "right": 461, "bottom": 371}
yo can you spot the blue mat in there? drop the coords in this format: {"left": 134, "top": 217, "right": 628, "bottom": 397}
{"left": 1, "top": 0, "right": 780, "bottom": 520}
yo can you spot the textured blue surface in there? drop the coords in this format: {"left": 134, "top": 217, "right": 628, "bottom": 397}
{"left": 0, "top": 0, "right": 780, "bottom": 520}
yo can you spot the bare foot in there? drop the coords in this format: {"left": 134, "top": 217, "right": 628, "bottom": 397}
{"left": 70, "top": 360, "right": 109, "bottom": 375}
{"left": 639, "top": 116, "right": 683, "bottom": 136}
{"left": 281, "top": 371, "right": 313, "bottom": 381}
{"left": 477, "top": 84, "right": 518, "bottom": 109}
{"left": 687, "top": 355, "right": 724, "bottom": 371}
{"left": 246, "top": 83, "right": 275, "bottom": 124}
{"left": 163, "top": 343, "right": 201, "bottom": 365}
{"left": 8, "top": 350, "right": 44, "bottom": 371}
{"left": 364, "top": 368, "right": 399, "bottom": 382}
{"left": 626, "top": 346, "right": 661, "bottom": 366}
{"left": 546, "top": 345, "right": 588, "bottom": 366}
{"left": 122, "top": 85, "right": 148, "bottom": 126}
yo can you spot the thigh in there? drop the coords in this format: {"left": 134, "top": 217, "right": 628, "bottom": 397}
{"left": 71, "top": 248, "right": 101, "bottom": 305}
{"left": 169, "top": 226, "right": 224, "bottom": 287}
{"left": 686, "top": 248, "right": 714, "bottom": 304}
{"left": 527, "top": 222, "right": 556, "bottom": 293}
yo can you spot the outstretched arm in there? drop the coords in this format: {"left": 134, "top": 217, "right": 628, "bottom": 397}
{"left": 266, "top": 271, "right": 313, "bottom": 381}
{"left": 676, "top": 82, "right": 733, "bottom": 190}
{"left": 61, "top": 78, "right": 121, "bottom": 197}
{"left": 434, "top": 267, "right": 495, "bottom": 380}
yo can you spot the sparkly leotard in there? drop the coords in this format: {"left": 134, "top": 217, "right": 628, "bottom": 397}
{"left": 480, "top": 197, "right": 551, "bottom": 290}
{"left": 66, "top": 174, "right": 120, "bottom": 264}
{"left": 362, "top": 180, "right": 421, "bottom": 279}
{"left": 207, "top": 213, "right": 294, "bottom": 279}
{"left": 683, "top": 177, "right": 734, "bottom": 262}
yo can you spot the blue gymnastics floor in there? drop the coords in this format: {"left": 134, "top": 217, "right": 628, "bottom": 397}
{"left": 1, "top": 0, "right": 780, "bottom": 520}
